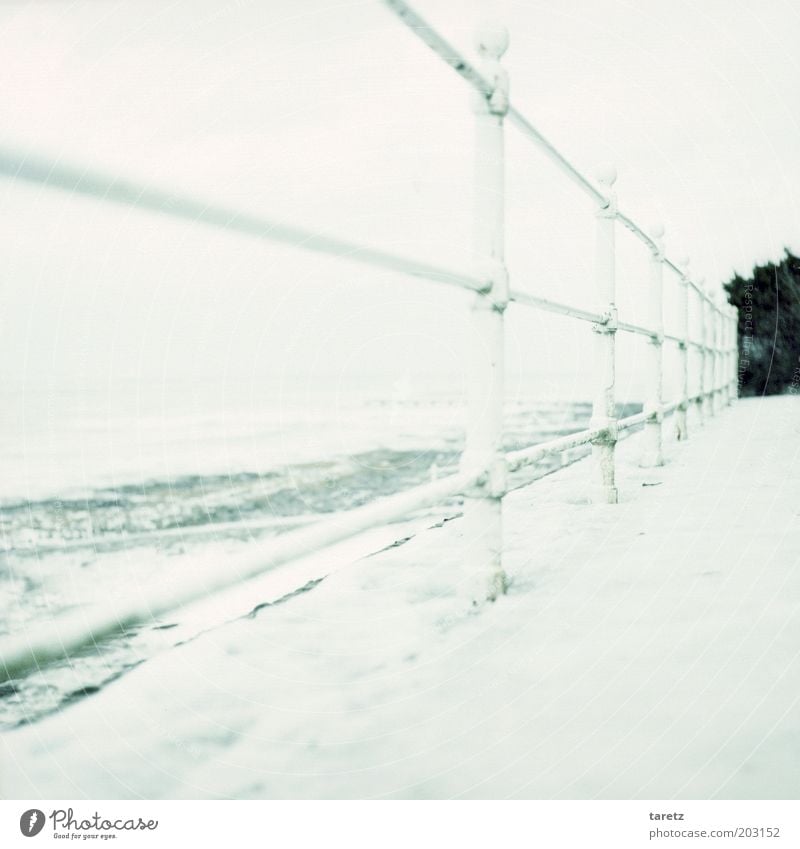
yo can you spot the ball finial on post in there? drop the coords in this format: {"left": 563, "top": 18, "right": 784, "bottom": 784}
{"left": 474, "top": 20, "right": 509, "bottom": 116}
{"left": 595, "top": 163, "right": 618, "bottom": 188}
{"left": 475, "top": 21, "right": 509, "bottom": 58}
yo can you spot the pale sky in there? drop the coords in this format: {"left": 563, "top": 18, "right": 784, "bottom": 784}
{"left": 1, "top": 0, "right": 798, "bottom": 391}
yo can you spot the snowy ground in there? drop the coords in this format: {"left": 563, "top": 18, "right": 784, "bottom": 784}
{"left": 2, "top": 396, "right": 798, "bottom": 799}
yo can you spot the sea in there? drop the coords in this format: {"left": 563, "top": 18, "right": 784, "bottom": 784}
{"left": 0, "top": 374, "right": 641, "bottom": 728}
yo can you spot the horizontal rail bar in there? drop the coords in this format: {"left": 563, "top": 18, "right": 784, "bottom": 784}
{"left": 0, "top": 468, "right": 480, "bottom": 684}
{"left": 509, "top": 298, "right": 720, "bottom": 344}
{"left": 617, "top": 410, "right": 651, "bottom": 431}
{"left": 617, "top": 321, "right": 722, "bottom": 345}
{"left": 507, "top": 392, "right": 686, "bottom": 491}
{"left": 686, "top": 275, "right": 715, "bottom": 304}
{"left": 617, "top": 399, "right": 683, "bottom": 434}
{"left": 506, "top": 425, "right": 607, "bottom": 473}
{"left": 383, "top": 0, "right": 495, "bottom": 99}
{"left": 0, "top": 148, "right": 484, "bottom": 295}
{"left": 662, "top": 333, "right": 703, "bottom": 348}
{"left": 505, "top": 401, "right": 687, "bottom": 496}
{"left": 616, "top": 211, "right": 659, "bottom": 253}
{"left": 617, "top": 318, "right": 653, "bottom": 338}
{"left": 509, "top": 288, "right": 603, "bottom": 324}
{"left": 506, "top": 107, "right": 609, "bottom": 206}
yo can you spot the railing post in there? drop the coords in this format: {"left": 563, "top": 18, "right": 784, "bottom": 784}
{"left": 728, "top": 305, "right": 739, "bottom": 401}
{"left": 460, "top": 22, "right": 509, "bottom": 603}
{"left": 718, "top": 298, "right": 729, "bottom": 407}
{"left": 642, "top": 223, "right": 665, "bottom": 466}
{"left": 706, "top": 297, "right": 712, "bottom": 412}
{"left": 724, "top": 306, "right": 730, "bottom": 405}
{"left": 699, "top": 281, "right": 712, "bottom": 421}
{"left": 589, "top": 166, "right": 618, "bottom": 504}
{"left": 712, "top": 297, "right": 722, "bottom": 412}
{"left": 706, "top": 292, "right": 717, "bottom": 417}
{"left": 694, "top": 283, "right": 705, "bottom": 426}
{"left": 710, "top": 291, "right": 718, "bottom": 417}
{"left": 675, "top": 256, "right": 690, "bottom": 440}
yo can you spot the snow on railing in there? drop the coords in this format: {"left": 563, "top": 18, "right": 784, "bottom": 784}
{"left": 0, "top": 0, "right": 738, "bottom": 684}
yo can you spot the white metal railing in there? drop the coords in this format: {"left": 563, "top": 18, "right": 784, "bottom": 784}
{"left": 0, "top": 0, "right": 739, "bottom": 684}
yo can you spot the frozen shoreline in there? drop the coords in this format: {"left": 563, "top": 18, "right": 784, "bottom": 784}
{"left": 3, "top": 397, "right": 798, "bottom": 799}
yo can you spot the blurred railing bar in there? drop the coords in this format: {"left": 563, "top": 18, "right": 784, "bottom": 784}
{"left": 0, "top": 148, "right": 485, "bottom": 295}
{"left": 0, "top": 144, "right": 720, "bottom": 332}
{"left": 0, "top": 468, "right": 481, "bottom": 684}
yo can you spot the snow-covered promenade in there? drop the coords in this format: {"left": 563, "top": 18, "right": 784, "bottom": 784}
{"left": 3, "top": 396, "right": 798, "bottom": 799}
